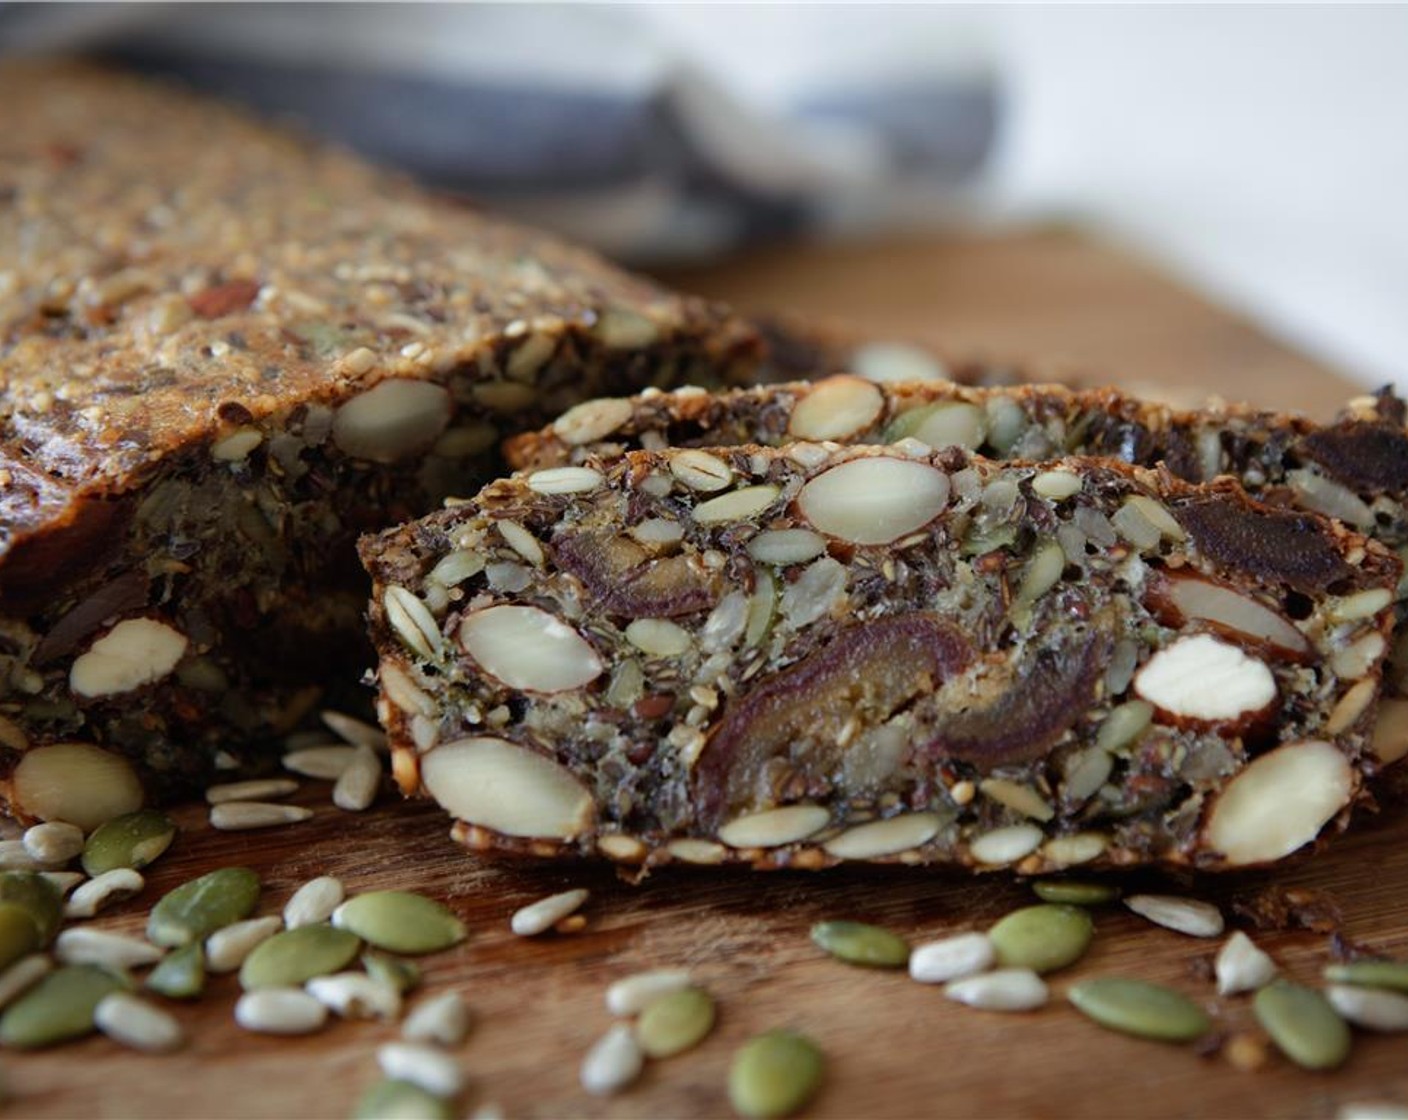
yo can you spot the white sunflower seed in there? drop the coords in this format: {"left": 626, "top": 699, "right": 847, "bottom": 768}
{"left": 909, "top": 933, "right": 996, "bottom": 985}
{"left": 205, "top": 778, "right": 299, "bottom": 805}
{"left": 669, "top": 449, "right": 734, "bottom": 492}
{"left": 944, "top": 968, "right": 1048, "bottom": 1011}
{"left": 624, "top": 618, "right": 692, "bottom": 658}
{"left": 56, "top": 926, "right": 164, "bottom": 968}
{"left": 380, "top": 662, "right": 438, "bottom": 718}
{"left": 718, "top": 804, "right": 830, "bottom": 849}
{"left": 1327, "top": 984, "right": 1408, "bottom": 1032}
{"left": 64, "top": 868, "right": 144, "bottom": 919}
{"left": 605, "top": 969, "right": 693, "bottom": 1016}
{"left": 746, "top": 529, "right": 828, "bottom": 567}
{"left": 21, "top": 821, "right": 85, "bottom": 865}
{"left": 581, "top": 1023, "right": 645, "bottom": 1096}
{"left": 333, "top": 745, "right": 382, "bottom": 812}
{"left": 1215, "top": 931, "right": 1277, "bottom": 996}
{"left": 385, "top": 585, "right": 445, "bottom": 662}
{"left": 205, "top": 916, "right": 282, "bottom": 973}
{"left": 378, "top": 1041, "right": 465, "bottom": 1098}
{"left": 321, "top": 709, "right": 388, "bottom": 752}
{"left": 526, "top": 466, "right": 603, "bottom": 495}
{"left": 693, "top": 484, "right": 780, "bottom": 524}
{"left": 235, "top": 988, "right": 328, "bottom": 1034}
{"left": 282, "top": 745, "right": 357, "bottom": 780}
{"left": 552, "top": 397, "right": 634, "bottom": 445}
{"left": 94, "top": 992, "right": 185, "bottom": 1052}
{"left": 969, "top": 824, "right": 1044, "bottom": 866}
{"left": 284, "top": 876, "right": 345, "bottom": 929}
{"left": 510, "top": 888, "right": 589, "bottom": 937}
{"left": 306, "top": 972, "right": 402, "bottom": 1020}
{"left": 210, "top": 802, "right": 314, "bottom": 830}
{"left": 402, "top": 991, "right": 473, "bottom": 1046}
{"left": 1125, "top": 894, "right": 1225, "bottom": 938}
{"left": 822, "top": 812, "right": 943, "bottom": 860}
{"left": 0, "top": 954, "right": 53, "bottom": 1010}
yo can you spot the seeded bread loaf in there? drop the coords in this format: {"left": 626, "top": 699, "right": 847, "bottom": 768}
{"left": 0, "top": 61, "right": 764, "bottom": 804}
{"left": 360, "top": 442, "right": 1399, "bottom": 874}
{"left": 507, "top": 378, "right": 1408, "bottom": 727}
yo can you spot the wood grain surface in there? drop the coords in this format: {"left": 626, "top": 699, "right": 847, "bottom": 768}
{"left": 8, "top": 231, "right": 1402, "bottom": 1120}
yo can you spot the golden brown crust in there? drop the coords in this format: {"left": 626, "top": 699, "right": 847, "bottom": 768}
{"left": 0, "top": 60, "right": 758, "bottom": 550}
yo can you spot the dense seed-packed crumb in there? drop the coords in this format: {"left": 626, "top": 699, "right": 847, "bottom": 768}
{"left": 0, "top": 61, "right": 764, "bottom": 804}
{"left": 361, "top": 440, "right": 1397, "bottom": 873}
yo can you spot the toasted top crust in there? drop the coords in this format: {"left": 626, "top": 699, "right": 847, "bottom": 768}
{"left": 0, "top": 62, "right": 754, "bottom": 553}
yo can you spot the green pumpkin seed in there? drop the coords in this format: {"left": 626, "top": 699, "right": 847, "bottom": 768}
{"left": 145, "top": 943, "right": 206, "bottom": 1000}
{"left": 353, "top": 1078, "right": 454, "bottom": 1120}
{"left": 0, "top": 904, "right": 41, "bottom": 973}
{"left": 729, "top": 1030, "right": 825, "bottom": 1119}
{"left": 0, "top": 965, "right": 128, "bottom": 1049}
{"left": 1324, "top": 960, "right": 1408, "bottom": 994}
{"left": 0, "top": 871, "right": 64, "bottom": 944}
{"left": 148, "top": 867, "right": 260, "bottom": 947}
{"left": 635, "top": 987, "right": 716, "bottom": 1058}
{"left": 810, "top": 920, "right": 909, "bottom": 968}
{"left": 363, "top": 951, "right": 421, "bottom": 994}
{"left": 239, "top": 925, "right": 362, "bottom": 990}
{"left": 1032, "top": 880, "right": 1120, "bottom": 907}
{"left": 1068, "top": 978, "right": 1210, "bottom": 1042}
{"left": 989, "top": 905, "right": 1094, "bottom": 974}
{"left": 82, "top": 810, "right": 177, "bottom": 876}
{"left": 1254, "top": 981, "right": 1351, "bottom": 1070}
{"left": 332, "top": 892, "right": 466, "bottom": 955}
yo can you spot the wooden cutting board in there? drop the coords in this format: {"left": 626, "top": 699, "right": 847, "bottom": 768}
{"left": 10, "top": 231, "right": 1404, "bottom": 1120}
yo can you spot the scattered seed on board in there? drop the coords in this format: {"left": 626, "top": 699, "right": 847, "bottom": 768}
{"left": 307, "top": 972, "right": 402, "bottom": 1021}
{"left": 1325, "top": 960, "right": 1408, "bottom": 994}
{"left": 636, "top": 987, "right": 717, "bottom": 1058}
{"left": 235, "top": 988, "right": 329, "bottom": 1035}
{"left": 283, "top": 746, "right": 358, "bottom": 781}
{"left": 402, "top": 991, "right": 472, "bottom": 1046}
{"left": 1032, "top": 880, "right": 1120, "bottom": 907}
{"left": 606, "top": 969, "right": 693, "bottom": 1016}
{"left": 239, "top": 925, "right": 362, "bottom": 990}
{"left": 205, "top": 779, "right": 299, "bottom": 805}
{"left": 64, "top": 869, "right": 144, "bottom": 920}
{"left": 0, "top": 964, "right": 128, "bottom": 1049}
{"left": 210, "top": 802, "right": 314, "bottom": 831}
{"left": 364, "top": 952, "right": 422, "bottom": 995}
{"left": 56, "top": 927, "right": 164, "bottom": 969}
{"left": 378, "top": 1041, "right": 466, "bottom": 1098}
{"left": 145, "top": 943, "right": 205, "bottom": 1000}
{"left": 354, "top": 1079, "right": 454, "bottom": 1120}
{"left": 206, "top": 916, "right": 282, "bottom": 974}
{"left": 333, "top": 746, "right": 382, "bottom": 812}
{"left": 1338, "top": 1104, "right": 1408, "bottom": 1120}
{"left": 148, "top": 867, "right": 261, "bottom": 947}
{"left": 285, "top": 876, "right": 345, "bottom": 929}
{"left": 1124, "top": 895, "right": 1225, "bottom": 938}
{"left": 333, "top": 892, "right": 467, "bottom": 955}
{"left": 1068, "top": 978, "right": 1211, "bottom": 1043}
{"left": 0, "top": 955, "right": 52, "bottom": 1011}
{"left": 22, "top": 822, "right": 84, "bottom": 866}
{"left": 909, "top": 933, "right": 995, "bottom": 985}
{"left": 810, "top": 920, "right": 910, "bottom": 968}
{"left": 321, "top": 710, "right": 387, "bottom": 752}
{"left": 944, "top": 969, "right": 1049, "bottom": 1012}
{"left": 989, "top": 905, "right": 1094, "bottom": 975}
{"left": 1215, "top": 931, "right": 1277, "bottom": 996}
{"left": 0, "top": 841, "right": 51, "bottom": 872}
{"left": 1254, "top": 981, "right": 1351, "bottom": 1070}
{"left": 1326, "top": 984, "right": 1408, "bottom": 1033}
{"left": 580, "top": 1023, "right": 645, "bottom": 1097}
{"left": 511, "top": 889, "right": 588, "bottom": 937}
{"left": 94, "top": 992, "right": 185, "bottom": 1052}
{"left": 81, "top": 810, "right": 176, "bottom": 876}
{"left": 0, "top": 871, "right": 64, "bottom": 943}
{"left": 729, "top": 1030, "right": 826, "bottom": 1120}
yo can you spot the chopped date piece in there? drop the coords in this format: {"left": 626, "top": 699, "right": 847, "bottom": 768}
{"left": 360, "top": 442, "right": 1398, "bottom": 873}
{"left": 0, "top": 61, "right": 764, "bottom": 805}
